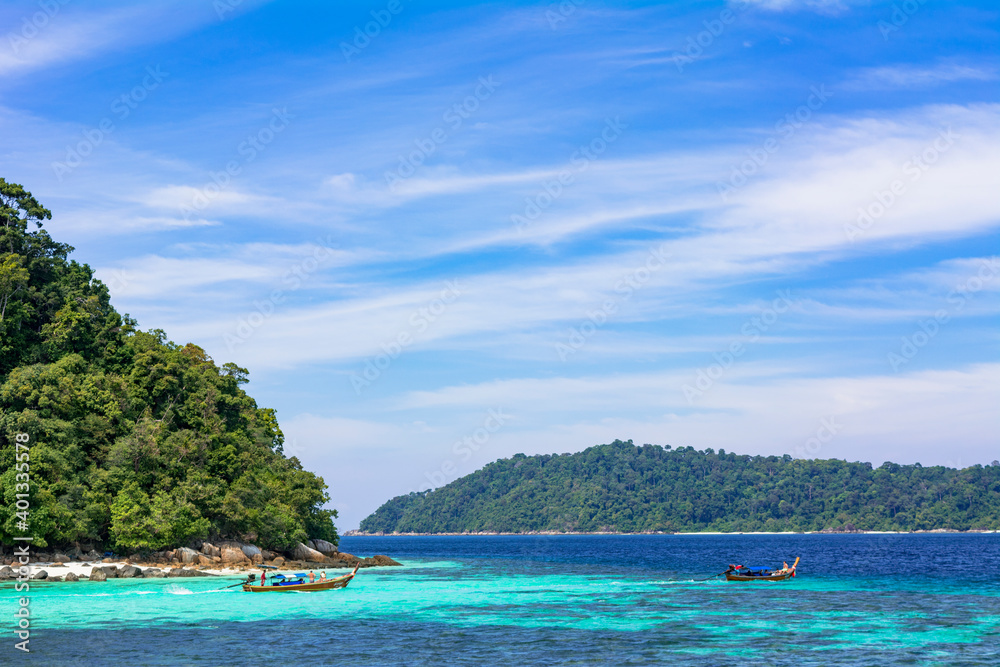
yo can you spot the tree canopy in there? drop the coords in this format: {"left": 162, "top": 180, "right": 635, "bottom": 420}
{"left": 0, "top": 179, "right": 337, "bottom": 551}
{"left": 360, "top": 440, "right": 1000, "bottom": 534}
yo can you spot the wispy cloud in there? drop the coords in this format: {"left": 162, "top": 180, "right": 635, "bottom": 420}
{"left": 740, "top": 0, "right": 856, "bottom": 14}
{"left": 0, "top": 3, "right": 226, "bottom": 78}
{"left": 846, "top": 63, "right": 998, "bottom": 90}
{"left": 82, "top": 103, "right": 1000, "bottom": 374}
{"left": 94, "top": 242, "right": 369, "bottom": 299}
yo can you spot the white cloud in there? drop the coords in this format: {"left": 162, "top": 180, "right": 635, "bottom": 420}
{"left": 847, "top": 63, "right": 997, "bottom": 90}
{"left": 97, "top": 215, "right": 221, "bottom": 230}
{"left": 64, "top": 103, "right": 997, "bottom": 377}
{"left": 94, "top": 241, "right": 369, "bottom": 300}
{"left": 740, "top": 0, "right": 855, "bottom": 13}
{"left": 391, "top": 363, "right": 1000, "bottom": 464}
{"left": 95, "top": 256, "right": 280, "bottom": 299}
{"left": 712, "top": 104, "right": 1000, "bottom": 252}
{"left": 389, "top": 166, "right": 562, "bottom": 198}
{"left": 341, "top": 103, "right": 1000, "bottom": 260}
{"left": 0, "top": 3, "right": 232, "bottom": 78}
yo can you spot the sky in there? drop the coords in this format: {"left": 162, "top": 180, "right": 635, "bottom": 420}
{"left": 1, "top": 0, "right": 998, "bottom": 530}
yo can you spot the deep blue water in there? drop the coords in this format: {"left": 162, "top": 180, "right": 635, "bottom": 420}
{"left": 6, "top": 534, "right": 1000, "bottom": 666}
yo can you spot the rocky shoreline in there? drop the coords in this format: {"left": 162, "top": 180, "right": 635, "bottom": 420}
{"left": 0, "top": 538, "right": 402, "bottom": 583}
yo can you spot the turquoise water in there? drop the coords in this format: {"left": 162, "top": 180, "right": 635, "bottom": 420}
{"left": 4, "top": 534, "right": 999, "bottom": 665}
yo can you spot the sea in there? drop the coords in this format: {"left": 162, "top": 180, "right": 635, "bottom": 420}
{"left": 3, "top": 534, "right": 998, "bottom": 666}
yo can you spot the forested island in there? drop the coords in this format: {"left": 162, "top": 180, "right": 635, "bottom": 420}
{"left": 0, "top": 179, "right": 337, "bottom": 553}
{"left": 359, "top": 440, "right": 1000, "bottom": 534}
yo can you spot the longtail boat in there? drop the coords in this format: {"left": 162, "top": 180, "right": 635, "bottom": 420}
{"left": 242, "top": 563, "right": 361, "bottom": 592}
{"left": 724, "top": 557, "right": 799, "bottom": 582}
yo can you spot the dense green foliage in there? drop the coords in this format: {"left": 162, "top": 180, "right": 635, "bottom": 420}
{"left": 0, "top": 179, "right": 337, "bottom": 551}
{"left": 360, "top": 440, "right": 1000, "bottom": 533}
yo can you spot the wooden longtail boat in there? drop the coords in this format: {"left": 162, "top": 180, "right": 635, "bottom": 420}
{"left": 242, "top": 563, "right": 360, "bottom": 592}
{"left": 724, "top": 557, "right": 799, "bottom": 582}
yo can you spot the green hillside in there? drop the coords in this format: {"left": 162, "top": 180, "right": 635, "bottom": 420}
{"left": 359, "top": 440, "right": 1000, "bottom": 534}
{"left": 0, "top": 179, "right": 337, "bottom": 551}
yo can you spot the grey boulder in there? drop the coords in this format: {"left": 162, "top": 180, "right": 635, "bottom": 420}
{"left": 119, "top": 565, "right": 142, "bottom": 578}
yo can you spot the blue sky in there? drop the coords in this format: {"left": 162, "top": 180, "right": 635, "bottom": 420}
{"left": 1, "top": 0, "right": 998, "bottom": 529}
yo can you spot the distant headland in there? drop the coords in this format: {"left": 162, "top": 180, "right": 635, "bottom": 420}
{"left": 357, "top": 440, "right": 1000, "bottom": 534}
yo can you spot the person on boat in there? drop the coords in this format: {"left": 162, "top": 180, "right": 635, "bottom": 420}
{"left": 319, "top": 571, "right": 327, "bottom": 581}
{"left": 260, "top": 570, "right": 266, "bottom": 586}
{"left": 308, "top": 570, "right": 316, "bottom": 583}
